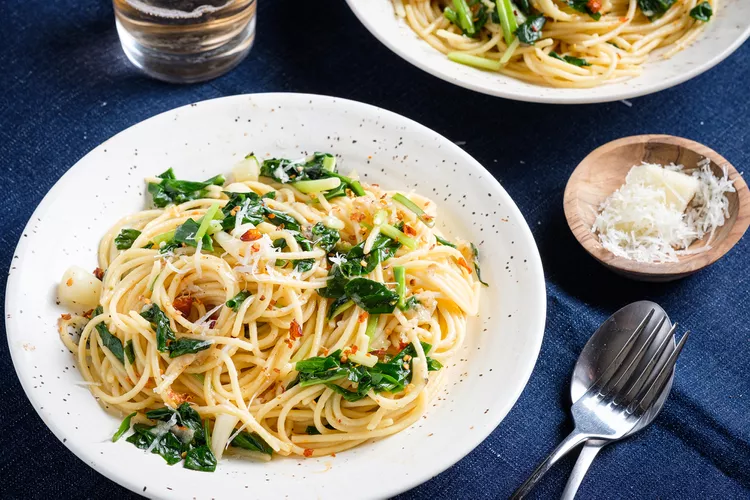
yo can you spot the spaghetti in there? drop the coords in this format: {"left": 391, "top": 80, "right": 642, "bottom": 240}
{"left": 393, "top": 0, "right": 716, "bottom": 87}
{"left": 58, "top": 152, "right": 483, "bottom": 469}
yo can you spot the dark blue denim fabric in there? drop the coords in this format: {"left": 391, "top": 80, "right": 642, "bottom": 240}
{"left": 1, "top": 1, "right": 748, "bottom": 499}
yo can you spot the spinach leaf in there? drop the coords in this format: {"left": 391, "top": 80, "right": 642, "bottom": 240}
{"left": 471, "top": 243, "right": 489, "bottom": 287}
{"left": 565, "top": 0, "right": 602, "bottom": 20}
{"left": 220, "top": 192, "right": 264, "bottom": 231}
{"left": 115, "top": 229, "right": 142, "bottom": 250}
{"left": 148, "top": 169, "right": 225, "bottom": 208}
{"left": 345, "top": 278, "right": 399, "bottom": 314}
{"left": 112, "top": 412, "right": 136, "bottom": 442}
{"left": 140, "top": 304, "right": 175, "bottom": 352}
{"left": 292, "top": 232, "right": 314, "bottom": 273}
{"left": 435, "top": 235, "right": 457, "bottom": 248}
{"left": 689, "top": 2, "right": 712, "bottom": 21}
{"left": 515, "top": 0, "right": 532, "bottom": 15}
{"left": 125, "top": 340, "right": 135, "bottom": 364}
{"left": 311, "top": 222, "right": 340, "bottom": 252}
{"left": 168, "top": 338, "right": 212, "bottom": 358}
{"left": 295, "top": 342, "right": 442, "bottom": 401}
{"left": 231, "top": 431, "right": 274, "bottom": 456}
{"left": 637, "top": 0, "right": 676, "bottom": 20}
{"left": 174, "top": 218, "right": 213, "bottom": 252}
{"left": 159, "top": 241, "right": 181, "bottom": 254}
{"left": 260, "top": 152, "right": 365, "bottom": 197}
{"left": 297, "top": 350, "right": 349, "bottom": 387}
{"left": 146, "top": 403, "right": 205, "bottom": 444}
{"left": 264, "top": 207, "right": 301, "bottom": 232}
{"left": 226, "top": 290, "right": 252, "bottom": 311}
{"left": 184, "top": 445, "right": 217, "bottom": 472}
{"left": 318, "top": 232, "right": 401, "bottom": 301}
{"left": 516, "top": 14, "right": 546, "bottom": 45}
{"left": 93, "top": 306, "right": 124, "bottom": 363}
{"left": 126, "top": 423, "right": 183, "bottom": 465}
{"left": 549, "top": 51, "right": 591, "bottom": 67}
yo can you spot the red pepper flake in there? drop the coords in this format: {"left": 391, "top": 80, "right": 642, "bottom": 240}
{"left": 82, "top": 309, "right": 93, "bottom": 319}
{"left": 273, "top": 368, "right": 280, "bottom": 373}
{"left": 403, "top": 224, "right": 417, "bottom": 237}
{"left": 66, "top": 278, "right": 73, "bottom": 287}
{"left": 93, "top": 267, "right": 104, "bottom": 280}
{"left": 251, "top": 243, "right": 261, "bottom": 252}
{"left": 240, "top": 229, "right": 263, "bottom": 242}
{"left": 620, "top": 16, "right": 628, "bottom": 22}
{"left": 172, "top": 296, "right": 194, "bottom": 317}
{"left": 60, "top": 313, "right": 72, "bottom": 320}
{"left": 289, "top": 319, "right": 303, "bottom": 340}
{"left": 370, "top": 349, "right": 387, "bottom": 359}
{"left": 358, "top": 312, "right": 367, "bottom": 323}
{"left": 398, "top": 341, "right": 409, "bottom": 350}
{"left": 267, "top": 213, "right": 276, "bottom": 219}
{"left": 259, "top": 295, "right": 266, "bottom": 301}
{"left": 303, "top": 449, "right": 313, "bottom": 457}
{"left": 349, "top": 212, "right": 365, "bottom": 222}
{"left": 208, "top": 320, "right": 216, "bottom": 329}
{"left": 457, "top": 257, "right": 473, "bottom": 274}
{"left": 351, "top": 345, "right": 359, "bottom": 354}
{"left": 587, "top": 0, "right": 602, "bottom": 13}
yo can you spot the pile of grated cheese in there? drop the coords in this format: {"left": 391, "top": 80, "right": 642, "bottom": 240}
{"left": 592, "top": 159, "right": 735, "bottom": 263}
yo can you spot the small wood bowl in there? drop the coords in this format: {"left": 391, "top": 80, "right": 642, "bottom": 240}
{"left": 564, "top": 135, "right": 750, "bottom": 282}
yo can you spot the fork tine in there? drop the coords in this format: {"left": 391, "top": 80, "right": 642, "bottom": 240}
{"left": 604, "top": 315, "right": 666, "bottom": 397}
{"left": 584, "top": 309, "right": 654, "bottom": 397}
{"left": 628, "top": 331, "right": 689, "bottom": 414}
{"left": 620, "top": 322, "right": 678, "bottom": 404}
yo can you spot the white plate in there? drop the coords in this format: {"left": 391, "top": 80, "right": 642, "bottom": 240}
{"left": 5, "top": 93, "right": 546, "bottom": 499}
{"left": 345, "top": 0, "right": 750, "bottom": 104}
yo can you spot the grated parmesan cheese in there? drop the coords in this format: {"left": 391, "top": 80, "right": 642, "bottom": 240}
{"left": 593, "top": 160, "right": 735, "bottom": 263}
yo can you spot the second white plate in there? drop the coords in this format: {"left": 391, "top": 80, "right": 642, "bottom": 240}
{"left": 346, "top": 0, "right": 750, "bottom": 104}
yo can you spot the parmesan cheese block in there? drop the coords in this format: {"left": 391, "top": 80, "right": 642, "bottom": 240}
{"left": 627, "top": 164, "right": 699, "bottom": 213}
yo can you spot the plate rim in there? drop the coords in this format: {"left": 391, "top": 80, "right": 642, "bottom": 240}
{"left": 345, "top": 0, "right": 750, "bottom": 104}
{"left": 5, "top": 92, "right": 547, "bottom": 498}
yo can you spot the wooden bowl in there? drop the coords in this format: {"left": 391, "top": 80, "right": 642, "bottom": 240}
{"left": 563, "top": 135, "right": 750, "bottom": 282}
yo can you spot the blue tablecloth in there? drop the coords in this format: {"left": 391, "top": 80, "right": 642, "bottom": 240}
{"left": 1, "top": 1, "right": 748, "bottom": 498}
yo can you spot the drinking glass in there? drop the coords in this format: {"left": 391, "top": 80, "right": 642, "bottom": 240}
{"left": 113, "top": 0, "right": 257, "bottom": 83}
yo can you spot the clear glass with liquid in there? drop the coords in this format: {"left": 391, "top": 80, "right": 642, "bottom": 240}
{"left": 113, "top": 0, "right": 257, "bottom": 83}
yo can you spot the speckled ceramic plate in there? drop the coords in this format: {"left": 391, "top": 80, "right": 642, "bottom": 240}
{"left": 5, "top": 93, "right": 546, "bottom": 499}
{"left": 346, "top": 0, "right": 750, "bottom": 104}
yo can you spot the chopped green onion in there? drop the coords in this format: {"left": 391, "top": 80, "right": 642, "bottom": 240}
{"left": 365, "top": 314, "right": 379, "bottom": 340}
{"left": 392, "top": 193, "right": 435, "bottom": 227}
{"left": 500, "top": 37, "right": 520, "bottom": 64}
{"left": 292, "top": 177, "right": 342, "bottom": 194}
{"left": 152, "top": 230, "right": 175, "bottom": 245}
{"left": 373, "top": 209, "right": 389, "bottom": 226}
{"left": 112, "top": 412, "right": 136, "bottom": 442}
{"left": 448, "top": 52, "right": 502, "bottom": 71}
{"left": 435, "top": 235, "right": 457, "bottom": 248}
{"left": 322, "top": 155, "right": 336, "bottom": 172}
{"left": 495, "top": 0, "right": 518, "bottom": 45}
{"left": 394, "top": 266, "right": 407, "bottom": 310}
{"left": 194, "top": 202, "right": 220, "bottom": 243}
{"left": 453, "top": 0, "right": 476, "bottom": 36}
{"left": 379, "top": 223, "right": 417, "bottom": 250}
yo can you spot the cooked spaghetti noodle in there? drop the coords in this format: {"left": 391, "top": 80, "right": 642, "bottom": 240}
{"left": 58, "top": 152, "right": 483, "bottom": 468}
{"left": 393, "top": 0, "right": 716, "bottom": 87}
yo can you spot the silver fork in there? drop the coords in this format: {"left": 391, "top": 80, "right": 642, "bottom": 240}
{"left": 510, "top": 309, "right": 689, "bottom": 499}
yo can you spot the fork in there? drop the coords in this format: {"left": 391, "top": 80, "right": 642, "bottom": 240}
{"left": 510, "top": 309, "right": 689, "bottom": 499}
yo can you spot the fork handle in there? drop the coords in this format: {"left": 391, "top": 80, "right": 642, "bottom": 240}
{"left": 510, "top": 430, "right": 588, "bottom": 500}
{"left": 560, "top": 440, "right": 608, "bottom": 500}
